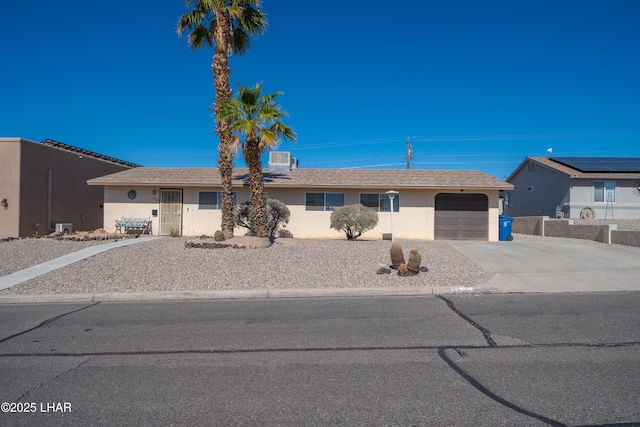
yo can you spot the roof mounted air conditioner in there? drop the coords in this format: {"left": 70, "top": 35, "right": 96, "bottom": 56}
{"left": 269, "top": 152, "right": 295, "bottom": 172}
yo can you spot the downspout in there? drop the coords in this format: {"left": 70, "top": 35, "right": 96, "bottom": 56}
{"left": 48, "top": 168, "right": 55, "bottom": 231}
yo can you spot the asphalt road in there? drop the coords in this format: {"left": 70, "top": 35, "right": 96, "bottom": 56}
{"left": 1, "top": 294, "right": 639, "bottom": 426}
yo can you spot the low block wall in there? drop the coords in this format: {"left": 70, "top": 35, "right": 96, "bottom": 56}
{"left": 512, "top": 216, "right": 545, "bottom": 235}
{"left": 515, "top": 218, "right": 621, "bottom": 245}
{"left": 566, "top": 225, "right": 610, "bottom": 243}
{"left": 611, "top": 230, "right": 640, "bottom": 248}
{"left": 544, "top": 220, "right": 613, "bottom": 243}
{"left": 543, "top": 219, "right": 570, "bottom": 238}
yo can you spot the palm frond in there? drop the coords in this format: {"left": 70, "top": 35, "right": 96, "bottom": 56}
{"left": 177, "top": 0, "right": 265, "bottom": 53}
{"left": 217, "top": 82, "right": 297, "bottom": 152}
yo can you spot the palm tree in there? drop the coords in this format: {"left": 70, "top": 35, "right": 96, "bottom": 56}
{"left": 177, "top": 0, "right": 267, "bottom": 237}
{"left": 218, "top": 83, "right": 296, "bottom": 238}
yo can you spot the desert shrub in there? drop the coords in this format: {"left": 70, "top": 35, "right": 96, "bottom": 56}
{"left": 330, "top": 204, "right": 379, "bottom": 240}
{"left": 277, "top": 229, "right": 294, "bottom": 238}
{"left": 233, "top": 198, "right": 290, "bottom": 238}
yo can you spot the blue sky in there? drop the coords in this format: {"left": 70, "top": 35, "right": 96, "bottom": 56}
{"left": 2, "top": 1, "right": 639, "bottom": 179}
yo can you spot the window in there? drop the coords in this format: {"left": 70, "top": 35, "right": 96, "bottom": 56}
{"left": 198, "top": 191, "right": 238, "bottom": 210}
{"left": 528, "top": 163, "right": 536, "bottom": 172}
{"left": 305, "top": 192, "right": 345, "bottom": 211}
{"left": 360, "top": 193, "right": 400, "bottom": 212}
{"left": 594, "top": 182, "right": 615, "bottom": 203}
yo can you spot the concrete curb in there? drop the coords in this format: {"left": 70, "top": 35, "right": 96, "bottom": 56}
{"left": 0, "top": 286, "right": 505, "bottom": 304}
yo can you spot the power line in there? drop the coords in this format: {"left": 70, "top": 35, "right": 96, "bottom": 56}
{"left": 281, "top": 130, "right": 640, "bottom": 155}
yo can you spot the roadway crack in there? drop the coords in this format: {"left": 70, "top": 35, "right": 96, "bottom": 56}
{"left": 436, "top": 295, "right": 496, "bottom": 347}
{"left": 438, "top": 347, "right": 565, "bottom": 426}
{"left": 0, "top": 302, "right": 101, "bottom": 344}
{"left": 15, "top": 355, "right": 94, "bottom": 402}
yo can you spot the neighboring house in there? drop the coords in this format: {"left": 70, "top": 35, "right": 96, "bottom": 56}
{"left": 506, "top": 156, "right": 640, "bottom": 219}
{"left": 88, "top": 152, "right": 513, "bottom": 241}
{"left": 0, "top": 138, "right": 138, "bottom": 238}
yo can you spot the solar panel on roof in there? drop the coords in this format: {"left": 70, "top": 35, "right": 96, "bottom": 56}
{"left": 550, "top": 157, "right": 640, "bottom": 173}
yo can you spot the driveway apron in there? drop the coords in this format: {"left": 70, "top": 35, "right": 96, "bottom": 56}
{"left": 446, "top": 239, "right": 640, "bottom": 293}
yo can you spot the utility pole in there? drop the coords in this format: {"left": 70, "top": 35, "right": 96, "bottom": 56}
{"left": 406, "top": 137, "right": 412, "bottom": 169}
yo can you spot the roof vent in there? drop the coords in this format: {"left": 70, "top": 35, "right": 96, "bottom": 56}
{"left": 268, "top": 152, "right": 297, "bottom": 172}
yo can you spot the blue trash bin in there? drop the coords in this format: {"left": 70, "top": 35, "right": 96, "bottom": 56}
{"left": 499, "top": 215, "right": 514, "bottom": 241}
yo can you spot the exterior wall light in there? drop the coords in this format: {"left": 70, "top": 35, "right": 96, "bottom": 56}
{"left": 1, "top": 198, "right": 7, "bottom": 208}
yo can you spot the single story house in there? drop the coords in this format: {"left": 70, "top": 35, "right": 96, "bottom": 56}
{"left": 506, "top": 156, "right": 640, "bottom": 219}
{"left": 0, "top": 138, "right": 138, "bottom": 238}
{"left": 88, "top": 153, "right": 512, "bottom": 241}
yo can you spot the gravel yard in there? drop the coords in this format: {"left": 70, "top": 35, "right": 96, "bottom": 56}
{"left": 0, "top": 238, "right": 113, "bottom": 277}
{"left": 0, "top": 237, "right": 489, "bottom": 295}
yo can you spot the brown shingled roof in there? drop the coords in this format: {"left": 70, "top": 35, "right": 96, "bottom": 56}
{"left": 88, "top": 167, "right": 513, "bottom": 190}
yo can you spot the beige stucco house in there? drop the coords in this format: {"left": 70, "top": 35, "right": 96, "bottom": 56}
{"left": 0, "top": 138, "right": 137, "bottom": 238}
{"left": 88, "top": 154, "right": 513, "bottom": 241}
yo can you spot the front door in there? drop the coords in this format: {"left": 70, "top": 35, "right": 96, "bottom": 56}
{"left": 159, "top": 189, "right": 182, "bottom": 236}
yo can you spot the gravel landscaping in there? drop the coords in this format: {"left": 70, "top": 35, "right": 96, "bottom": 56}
{"left": 0, "top": 237, "right": 490, "bottom": 295}
{"left": 4, "top": 219, "right": 638, "bottom": 296}
{"left": 0, "top": 238, "right": 114, "bottom": 277}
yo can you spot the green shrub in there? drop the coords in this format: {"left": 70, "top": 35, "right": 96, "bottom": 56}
{"left": 233, "top": 198, "right": 290, "bottom": 239}
{"left": 330, "top": 204, "right": 379, "bottom": 240}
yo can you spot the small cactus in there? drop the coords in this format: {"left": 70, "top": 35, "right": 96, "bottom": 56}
{"left": 397, "top": 264, "right": 408, "bottom": 277}
{"left": 213, "top": 230, "right": 226, "bottom": 242}
{"left": 407, "top": 249, "right": 422, "bottom": 275}
{"left": 390, "top": 243, "right": 405, "bottom": 268}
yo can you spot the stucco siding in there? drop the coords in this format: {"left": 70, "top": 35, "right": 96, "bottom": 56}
{"left": 102, "top": 185, "right": 501, "bottom": 240}
{"left": 18, "top": 141, "right": 129, "bottom": 236}
{"left": 104, "top": 186, "right": 161, "bottom": 234}
{"left": 570, "top": 180, "right": 640, "bottom": 219}
{"left": 265, "top": 188, "right": 431, "bottom": 240}
{"left": 507, "top": 161, "right": 571, "bottom": 217}
{"left": 1, "top": 138, "right": 131, "bottom": 237}
{"left": 0, "top": 141, "right": 21, "bottom": 237}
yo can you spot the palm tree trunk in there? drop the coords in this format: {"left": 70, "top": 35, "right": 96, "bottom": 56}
{"left": 243, "top": 137, "right": 268, "bottom": 238}
{"left": 213, "top": 10, "right": 234, "bottom": 236}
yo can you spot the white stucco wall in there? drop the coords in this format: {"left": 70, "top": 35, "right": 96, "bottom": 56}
{"left": 102, "top": 185, "right": 501, "bottom": 240}
{"left": 259, "top": 188, "right": 433, "bottom": 240}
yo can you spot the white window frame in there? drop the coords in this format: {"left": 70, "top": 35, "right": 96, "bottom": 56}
{"left": 198, "top": 191, "right": 238, "bottom": 210}
{"left": 359, "top": 193, "right": 400, "bottom": 212}
{"left": 594, "top": 182, "right": 615, "bottom": 203}
{"left": 305, "top": 192, "right": 345, "bottom": 211}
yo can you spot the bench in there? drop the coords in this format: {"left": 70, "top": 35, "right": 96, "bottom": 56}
{"left": 115, "top": 216, "right": 152, "bottom": 235}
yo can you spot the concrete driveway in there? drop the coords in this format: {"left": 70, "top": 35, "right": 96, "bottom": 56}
{"left": 446, "top": 237, "right": 640, "bottom": 293}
